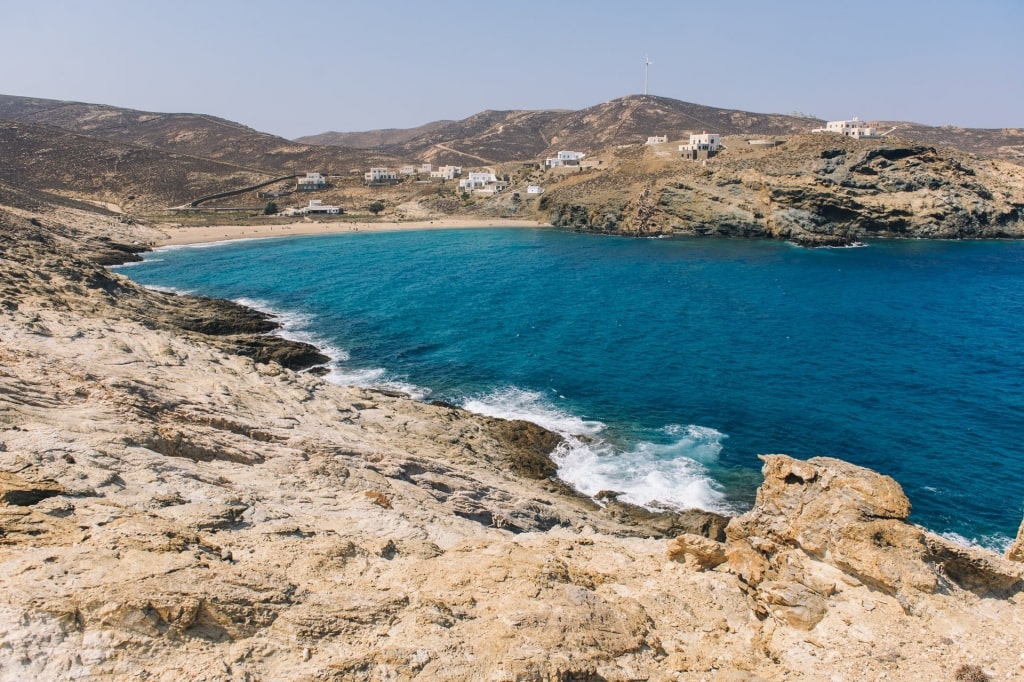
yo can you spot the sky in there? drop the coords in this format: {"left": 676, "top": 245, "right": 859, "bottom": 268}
{"left": 2, "top": 0, "right": 1021, "bottom": 139}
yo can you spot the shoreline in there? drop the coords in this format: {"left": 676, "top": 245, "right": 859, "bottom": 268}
{"left": 155, "top": 217, "right": 551, "bottom": 246}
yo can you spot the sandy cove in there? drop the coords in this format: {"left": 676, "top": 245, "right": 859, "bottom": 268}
{"left": 2, "top": 204, "right": 1024, "bottom": 681}
{"left": 157, "top": 217, "right": 550, "bottom": 246}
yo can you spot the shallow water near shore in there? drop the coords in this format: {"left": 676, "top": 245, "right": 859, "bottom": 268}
{"left": 118, "top": 228, "right": 1024, "bottom": 551}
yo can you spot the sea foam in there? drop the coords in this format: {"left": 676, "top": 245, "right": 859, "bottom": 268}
{"left": 461, "top": 387, "right": 729, "bottom": 513}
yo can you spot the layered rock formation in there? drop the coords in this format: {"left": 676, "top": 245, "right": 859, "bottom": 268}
{"left": 542, "top": 135, "right": 1024, "bottom": 246}
{"left": 2, "top": 202, "right": 1024, "bottom": 680}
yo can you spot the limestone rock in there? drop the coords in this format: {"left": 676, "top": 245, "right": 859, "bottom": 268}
{"left": 666, "top": 533, "right": 727, "bottom": 570}
{"left": 1008, "top": 517, "right": 1024, "bottom": 563}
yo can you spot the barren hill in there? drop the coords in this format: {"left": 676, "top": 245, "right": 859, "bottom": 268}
{"left": 0, "top": 119, "right": 277, "bottom": 211}
{"left": 300, "top": 94, "right": 1023, "bottom": 165}
{"left": 297, "top": 95, "right": 819, "bottom": 165}
{"left": 0, "top": 94, "right": 398, "bottom": 175}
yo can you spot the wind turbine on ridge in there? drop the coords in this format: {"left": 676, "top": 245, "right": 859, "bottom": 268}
{"left": 644, "top": 55, "right": 653, "bottom": 96}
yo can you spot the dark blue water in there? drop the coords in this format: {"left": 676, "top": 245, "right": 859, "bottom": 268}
{"left": 116, "top": 229, "right": 1024, "bottom": 551}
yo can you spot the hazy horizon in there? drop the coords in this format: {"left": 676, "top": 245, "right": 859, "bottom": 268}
{"left": 3, "top": 0, "right": 1021, "bottom": 139}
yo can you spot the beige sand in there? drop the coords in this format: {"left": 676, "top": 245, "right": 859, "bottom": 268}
{"left": 157, "top": 217, "right": 550, "bottom": 246}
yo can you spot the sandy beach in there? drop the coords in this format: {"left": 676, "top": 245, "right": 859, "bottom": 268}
{"left": 157, "top": 217, "right": 550, "bottom": 246}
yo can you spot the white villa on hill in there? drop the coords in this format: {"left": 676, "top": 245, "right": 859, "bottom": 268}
{"left": 527, "top": 185, "right": 544, "bottom": 194}
{"left": 679, "top": 133, "right": 721, "bottom": 159}
{"left": 296, "top": 172, "right": 327, "bottom": 191}
{"left": 545, "top": 151, "right": 585, "bottom": 167}
{"left": 430, "top": 165, "right": 462, "bottom": 180}
{"left": 364, "top": 167, "right": 399, "bottom": 185}
{"left": 459, "top": 172, "right": 505, "bottom": 194}
{"left": 812, "top": 117, "right": 878, "bottom": 139}
{"left": 646, "top": 135, "right": 668, "bottom": 145}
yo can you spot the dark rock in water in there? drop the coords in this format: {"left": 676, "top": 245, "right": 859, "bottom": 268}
{"left": 230, "top": 337, "right": 330, "bottom": 371}
{"left": 483, "top": 419, "right": 562, "bottom": 480}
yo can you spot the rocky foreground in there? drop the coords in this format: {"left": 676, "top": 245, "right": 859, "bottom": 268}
{"left": 2, "top": 203, "right": 1024, "bottom": 681}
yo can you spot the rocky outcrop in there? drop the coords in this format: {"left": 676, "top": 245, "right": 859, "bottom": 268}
{"left": 544, "top": 134, "right": 1024, "bottom": 246}
{"left": 1009, "top": 518, "right": 1024, "bottom": 563}
{"left": 718, "top": 455, "right": 1024, "bottom": 631}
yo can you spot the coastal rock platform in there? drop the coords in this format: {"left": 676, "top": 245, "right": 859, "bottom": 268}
{"left": 2, "top": 204, "right": 1024, "bottom": 681}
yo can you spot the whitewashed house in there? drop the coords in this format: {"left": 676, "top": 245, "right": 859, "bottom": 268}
{"left": 527, "top": 185, "right": 544, "bottom": 194}
{"left": 364, "top": 167, "right": 399, "bottom": 185}
{"left": 301, "top": 199, "right": 343, "bottom": 214}
{"left": 646, "top": 135, "right": 668, "bottom": 145}
{"left": 545, "top": 151, "right": 585, "bottom": 167}
{"left": 430, "top": 165, "right": 462, "bottom": 180}
{"left": 812, "top": 117, "right": 878, "bottom": 139}
{"left": 679, "top": 133, "right": 721, "bottom": 159}
{"left": 399, "top": 165, "right": 417, "bottom": 176}
{"left": 419, "top": 163, "right": 433, "bottom": 173}
{"left": 296, "top": 172, "right": 327, "bottom": 191}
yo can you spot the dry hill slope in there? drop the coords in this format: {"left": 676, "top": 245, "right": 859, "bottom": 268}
{"left": 0, "top": 94, "right": 397, "bottom": 174}
{"left": 0, "top": 120, "right": 277, "bottom": 211}
{"left": 301, "top": 94, "right": 1023, "bottom": 165}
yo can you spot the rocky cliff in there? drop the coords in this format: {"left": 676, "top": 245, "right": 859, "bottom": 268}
{"left": 541, "top": 134, "right": 1024, "bottom": 246}
{"left": 2, "top": 200, "right": 1024, "bottom": 680}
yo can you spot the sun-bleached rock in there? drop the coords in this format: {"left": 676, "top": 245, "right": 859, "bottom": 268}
{"left": 1009, "top": 517, "right": 1024, "bottom": 563}
{"left": 3, "top": 206, "right": 1024, "bottom": 680}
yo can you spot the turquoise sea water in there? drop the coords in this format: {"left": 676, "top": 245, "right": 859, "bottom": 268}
{"left": 116, "top": 228, "right": 1024, "bottom": 551}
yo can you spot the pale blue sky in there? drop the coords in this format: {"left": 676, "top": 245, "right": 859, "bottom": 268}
{"left": 2, "top": 1, "right": 1021, "bottom": 139}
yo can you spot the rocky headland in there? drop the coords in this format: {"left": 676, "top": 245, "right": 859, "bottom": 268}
{"left": 2, "top": 180, "right": 1024, "bottom": 681}
{"left": 540, "top": 135, "right": 1024, "bottom": 247}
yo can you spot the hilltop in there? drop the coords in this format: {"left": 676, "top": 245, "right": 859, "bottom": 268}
{"left": 298, "top": 94, "right": 1024, "bottom": 166}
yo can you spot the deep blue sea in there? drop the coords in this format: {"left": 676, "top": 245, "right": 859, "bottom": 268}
{"left": 116, "top": 228, "right": 1024, "bottom": 551}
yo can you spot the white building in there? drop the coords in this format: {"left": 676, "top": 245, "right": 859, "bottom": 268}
{"left": 301, "top": 199, "right": 343, "bottom": 214}
{"left": 527, "top": 185, "right": 544, "bottom": 194}
{"left": 679, "top": 133, "right": 721, "bottom": 159}
{"left": 646, "top": 135, "right": 668, "bottom": 145}
{"left": 296, "top": 172, "right": 327, "bottom": 191}
{"left": 399, "top": 165, "right": 417, "bottom": 175}
{"left": 364, "top": 167, "right": 398, "bottom": 184}
{"left": 419, "top": 163, "right": 433, "bottom": 173}
{"left": 545, "top": 151, "right": 586, "bottom": 167}
{"left": 812, "top": 117, "right": 878, "bottom": 139}
{"left": 430, "top": 165, "right": 462, "bottom": 180}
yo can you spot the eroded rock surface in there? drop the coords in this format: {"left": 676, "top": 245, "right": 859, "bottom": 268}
{"left": 2, "top": 203, "right": 1024, "bottom": 681}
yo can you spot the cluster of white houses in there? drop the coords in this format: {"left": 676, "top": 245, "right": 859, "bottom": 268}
{"left": 363, "top": 164, "right": 463, "bottom": 185}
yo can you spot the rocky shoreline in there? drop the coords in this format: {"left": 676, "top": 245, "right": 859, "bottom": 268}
{"left": 2, "top": 202, "right": 1024, "bottom": 680}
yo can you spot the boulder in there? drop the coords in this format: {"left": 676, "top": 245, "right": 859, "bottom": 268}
{"left": 667, "top": 533, "right": 727, "bottom": 570}
{"left": 726, "top": 455, "right": 934, "bottom": 596}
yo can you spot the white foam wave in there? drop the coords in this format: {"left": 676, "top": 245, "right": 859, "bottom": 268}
{"left": 461, "top": 388, "right": 728, "bottom": 513}
{"left": 461, "top": 387, "right": 605, "bottom": 436}
{"left": 553, "top": 429, "right": 729, "bottom": 514}
{"left": 153, "top": 237, "right": 270, "bottom": 252}
{"left": 940, "top": 531, "right": 1014, "bottom": 555}
{"left": 144, "top": 284, "right": 194, "bottom": 295}
{"left": 110, "top": 258, "right": 162, "bottom": 268}
{"left": 232, "top": 297, "right": 428, "bottom": 398}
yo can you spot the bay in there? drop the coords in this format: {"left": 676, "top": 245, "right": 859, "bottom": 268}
{"left": 117, "top": 228, "right": 1024, "bottom": 551}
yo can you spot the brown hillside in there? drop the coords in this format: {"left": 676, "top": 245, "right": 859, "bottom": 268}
{"left": 0, "top": 120, "right": 275, "bottom": 211}
{"left": 301, "top": 94, "right": 1023, "bottom": 165}
{"left": 0, "top": 94, "right": 398, "bottom": 174}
